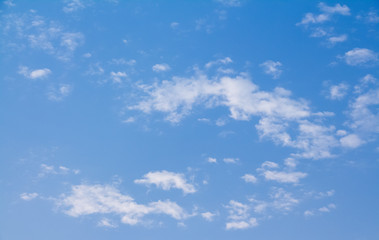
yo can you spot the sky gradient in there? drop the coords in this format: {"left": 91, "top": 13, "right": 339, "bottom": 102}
{"left": 1, "top": 0, "right": 379, "bottom": 239}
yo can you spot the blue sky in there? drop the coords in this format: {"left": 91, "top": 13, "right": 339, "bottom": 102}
{"left": 1, "top": 0, "right": 379, "bottom": 239}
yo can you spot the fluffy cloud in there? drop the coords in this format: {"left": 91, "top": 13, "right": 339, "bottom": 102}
{"left": 260, "top": 60, "right": 283, "bottom": 79}
{"left": 201, "top": 211, "right": 216, "bottom": 221}
{"left": 207, "top": 157, "right": 217, "bottom": 163}
{"left": 328, "top": 34, "right": 347, "bottom": 45}
{"left": 205, "top": 57, "right": 233, "bottom": 69}
{"left": 20, "top": 192, "right": 38, "bottom": 201}
{"left": 342, "top": 48, "right": 378, "bottom": 66}
{"left": 152, "top": 63, "right": 171, "bottom": 72}
{"left": 318, "top": 3, "right": 350, "bottom": 15}
{"left": 57, "top": 184, "right": 191, "bottom": 226}
{"left": 63, "top": 0, "right": 85, "bottom": 13}
{"left": 47, "top": 84, "right": 73, "bottom": 101}
{"left": 110, "top": 71, "right": 127, "bottom": 83}
{"left": 134, "top": 170, "right": 196, "bottom": 194}
{"left": 340, "top": 134, "right": 364, "bottom": 148}
{"left": 18, "top": 66, "right": 51, "bottom": 79}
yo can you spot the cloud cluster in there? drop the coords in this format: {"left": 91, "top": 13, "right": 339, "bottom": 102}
{"left": 57, "top": 184, "right": 191, "bottom": 225}
{"left": 260, "top": 60, "right": 283, "bottom": 79}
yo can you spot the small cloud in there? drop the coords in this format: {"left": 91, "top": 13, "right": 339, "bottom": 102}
{"left": 98, "top": 218, "right": 118, "bottom": 228}
{"left": 329, "top": 83, "right": 349, "bottom": 100}
{"left": 152, "top": 63, "right": 171, "bottom": 72}
{"left": 241, "top": 174, "right": 257, "bottom": 184}
{"left": 260, "top": 161, "right": 279, "bottom": 169}
{"left": 122, "top": 117, "right": 136, "bottom": 123}
{"left": 110, "top": 71, "right": 127, "bottom": 83}
{"left": 341, "top": 48, "right": 378, "bottom": 66}
{"left": 122, "top": 39, "right": 128, "bottom": 44}
{"left": 4, "top": 0, "right": 16, "bottom": 7}
{"left": 304, "top": 210, "right": 314, "bottom": 216}
{"left": 284, "top": 158, "right": 297, "bottom": 168}
{"left": 223, "top": 158, "right": 239, "bottom": 164}
{"left": 83, "top": 53, "right": 92, "bottom": 58}
{"left": 336, "top": 130, "right": 347, "bottom": 136}
{"left": 134, "top": 170, "right": 196, "bottom": 194}
{"left": 215, "top": 118, "right": 227, "bottom": 126}
{"left": 19, "top": 66, "right": 52, "bottom": 79}
{"left": 201, "top": 211, "right": 216, "bottom": 221}
{"left": 260, "top": 60, "right": 283, "bottom": 79}
{"left": 207, "top": 157, "right": 217, "bottom": 163}
{"left": 47, "top": 84, "right": 73, "bottom": 101}
{"left": 319, "top": 203, "right": 336, "bottom": 213}
{"left": 218, "top": 130, "right": 235, "bottom": 138}
{"left": 328, "top": 34, "right": 347, "bottom": 45}
{"left": 170, "top": 22, "right": 179, "bottom": 29}
{"left": 20, "top": 192, "right": 38, "bottom": 201}
{"left": 318, "top": 2, "right": 350, "bottom": 16}
{"left": 340, "top": 134, "right": 364, "bottom": 148}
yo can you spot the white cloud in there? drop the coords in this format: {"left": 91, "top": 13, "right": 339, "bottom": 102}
{"left": 241, "top": 174, "right": 257, "bottom": 184}
{"left": 63, "top": 0, "right": 85, "bottom": 13}
{"left": 260, "top": 170, "right": 307, "bottom": 184}
{"left": 318, "top": 3, "right": 350, "bottom": 16}
{"left": 110, "top": 71, "right": 127, "bottom": 83}
{"left": 38, "top": 164, "right": 78, "bottom": 177}
{"left": 130, "top": 66, "right": 342, "bottom": 159}
{"left": 152, "top": 63, "right": 171, "bottom": 72}
{"left": 260, "top": 60, "right": 283, "bottom": 79}
{"left": 328, "top": 34, "right": 347, "bottom": 44}
{"left": 319, "top": 203, "right": 336, "bottom": 212}
{"left": 304, "top": 210, "right": 314, "bottom": 216}
{"left": 342, "top": 48, "right": 378, "bottom": 66}
{"left": 297, "top": 3, "right": 350, "bottom": 26}
{"left": 223, "top": 158, "right": 239, "bottom": 164}
{"left": 225, "top": 200, "right": 258, "bottom": 230}
{"left": 57, "top": 184, "right": 191, "bottom": 225}
{"left": 365, "top": 11, "right": 379, "bottom": 23}
{"left": 260, "top": 161, "right": 279, "bottom": 169}
{"left": 18, "top": 66, "right": 51, "bottom": 79}
{"left": 329, "top": 83, "right": 349, "bottom": 100}
{"left": 205, "top": 57, "right": 233, "bottom": 69}
{"left": 207, "top": 157, "right": 217, "bottom": 163}
{"left": 20, "top": 192, "right": 38, "bottom": 201}
{"left": 47, "top": 84, "right": 73, "bottom": 101}
{"left": 134, "top": 170, "right": 196, "bottom": 194}
{"left": 284, "top": 158, "right": 297, "bottom": 168}
{"left": 201, "top": 211, "right": 216, "bottom": 221}
{"left": 349, "top": 87, "right": 379, "bottom": 133}
{"left": 340, "top": 134, "right": 364, "bottom": 148}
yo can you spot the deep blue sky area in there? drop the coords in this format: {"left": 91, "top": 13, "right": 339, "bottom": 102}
{"left": 1, "top": 0, "right": 379, "bottom": 239}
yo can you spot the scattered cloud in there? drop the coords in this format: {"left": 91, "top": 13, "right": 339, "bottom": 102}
{"left": 4, "top": 0, "right": 16, "bottom": 7}
{"left": 207, "top": 157, "right": 217, "bottom": 163}
{"left": 201, "top": 211, "right": 217, "bottom": 221}
{"left": 241, "top": 174, "right": 257, "bottom": 184}
{"left": 170, "top": 22, "right": 179, "bottom": 29}
{"left": 205, "top": 57, "right": 232, "bottom": 69}
{"left": 18, "top": 66, "right": 51, "bottom": 79}
{"left": 340, "top": 134, "right": 364, "bottom": 148}
{"left": 57, "top": 184, "right": 192, "bottom": 225}
{"left": 257, "top": 160, "right": 307, "bottom": 184}
{"left": 342, "top": 48, "right": 378, "bottom": 66}
{"left": 260, "top": 60, "right": 283, "bottom": 79}
{"left": 297, "top": 3, "right": 350, "bottom": 26}
{"left": 225, "top": 200, "right": 258, "bottom": 230}
{"left": 110, "top": 71, "right": 127, "bottom": 83}
{"left": 38, "top": 163, "right": 79, "bottom": 177}
{"left": 97, "top": 218, "right": 118, "bottom": 228}
{"left": 47, "top": 84, "right": 73, "bottom": 101}
{"left": 328, "top": 34, "right": 347, "bottom": 45}
{"left": 20, "top": 192, "right": 38, "bottom": 201}
{"left": 63, "top": 0, "right": 85, "bottom": 13}
{"left": 329, "top": 83, "right": 349, "bottom": 100}
{"left": 134, "top": 170, "right": 196, "bottom": 194}
{"left": 152, "top": 63, "right": 171, "bottom": 72}
{"left": 318, "top": 203, "right": 336, "bottom": 212}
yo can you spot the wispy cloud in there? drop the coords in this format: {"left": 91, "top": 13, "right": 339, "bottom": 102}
{"left": 152, "top": 63, "right": 171, "bottom": 72}
{"left": 47, "top": 84, "right": 73, "bottom": 101}
{"left": 20, "top": 192, "right": 38, "bottom": 201}
{"left": 260, "top": 60, "right": 283, "bottom": 79}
